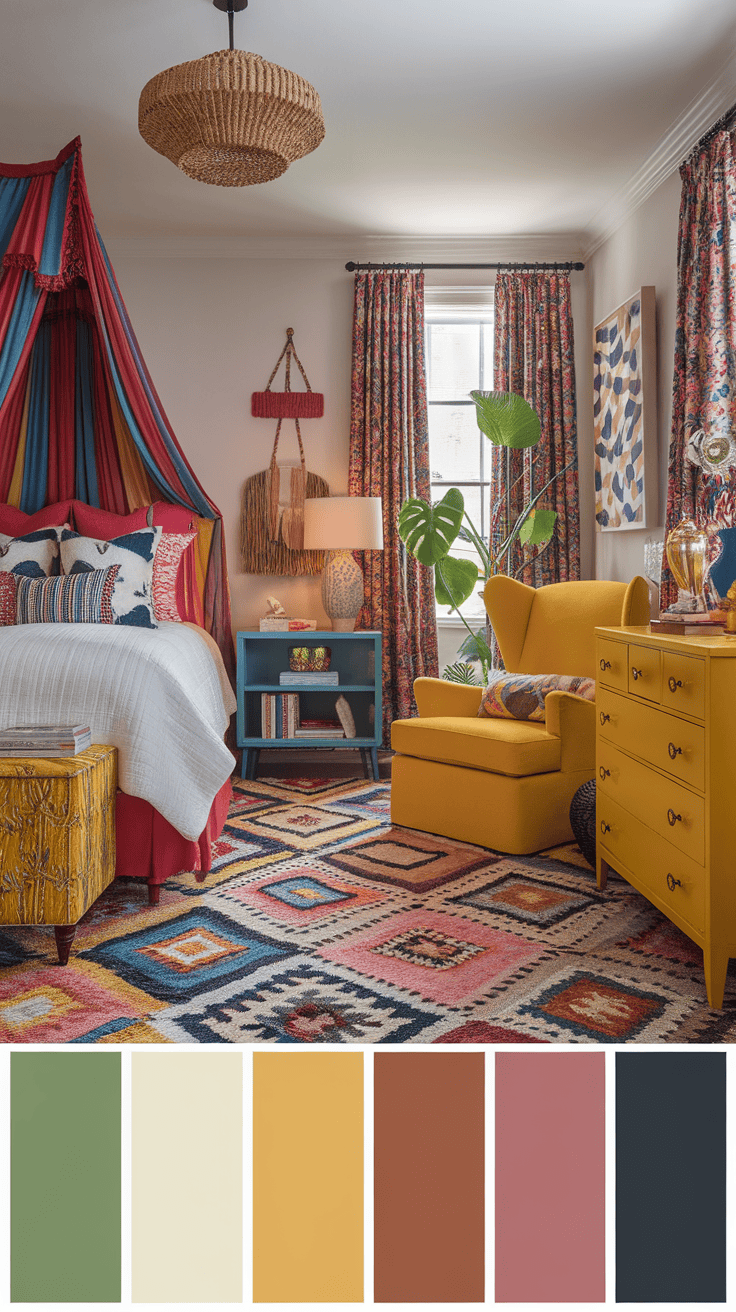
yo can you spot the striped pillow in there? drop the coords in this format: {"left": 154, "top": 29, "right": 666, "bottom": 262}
{"left": 16, "top": 566, "right": 119, "bottom": 624}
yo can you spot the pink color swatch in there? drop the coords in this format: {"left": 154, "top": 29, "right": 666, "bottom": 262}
{"left": 495, "top": 1051, "right": 605, "bottom": 1303}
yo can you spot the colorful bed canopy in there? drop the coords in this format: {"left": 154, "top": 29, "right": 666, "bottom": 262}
{"left": 0, "top": 137, "right": 233, "bottom": 676}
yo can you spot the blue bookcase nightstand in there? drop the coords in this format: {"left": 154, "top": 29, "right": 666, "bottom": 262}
{"left": 236, "top": 630, "right": 383, "bottom": 781}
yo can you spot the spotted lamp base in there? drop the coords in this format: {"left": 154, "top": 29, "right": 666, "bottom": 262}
{"left": 322, "top": 549, "right": 364, "bottom": 632}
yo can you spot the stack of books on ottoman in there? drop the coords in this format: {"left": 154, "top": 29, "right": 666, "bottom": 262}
{"left": 0, "top": 725, "right": 92, "bottom": 757}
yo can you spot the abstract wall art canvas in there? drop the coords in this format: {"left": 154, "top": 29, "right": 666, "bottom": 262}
{"left": 593, "top": 286, "right": 657, "bottom": 530}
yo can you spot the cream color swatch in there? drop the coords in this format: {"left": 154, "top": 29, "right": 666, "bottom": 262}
{"left": 132, "top": 1052, "right": 242, "bottom": 1303}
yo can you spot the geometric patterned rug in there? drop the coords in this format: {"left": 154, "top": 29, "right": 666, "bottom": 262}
{"left": 0, "top": 775, "right": 734, "bottom": 1044}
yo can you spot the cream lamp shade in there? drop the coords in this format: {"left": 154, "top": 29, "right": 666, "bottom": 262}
{"left": 303, "top": 497, "right": 384, "bottom": 551}
{"left": 303, "top": 497, "right": 383, "bottom": 630}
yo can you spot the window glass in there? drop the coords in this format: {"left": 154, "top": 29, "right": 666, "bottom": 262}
{"left": 425, "top": 302, "right": 493, "bottom": 621}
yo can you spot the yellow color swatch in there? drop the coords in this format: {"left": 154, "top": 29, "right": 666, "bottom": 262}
{"left": 132, "top": 1051, "right": 242, "bottom": 1303}
{"left": 253, "top": 1051, "right": 363, "bottom": 1303}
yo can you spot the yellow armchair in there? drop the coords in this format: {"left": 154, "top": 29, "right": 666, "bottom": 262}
{"left": 390, "top": 575, "right": 650, "bottom": 855}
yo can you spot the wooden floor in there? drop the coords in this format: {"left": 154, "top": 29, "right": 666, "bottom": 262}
{"left": 245, "top": 748, "right": 393, "bottom": 782}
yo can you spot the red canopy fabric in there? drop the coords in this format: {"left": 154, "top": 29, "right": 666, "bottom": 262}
{"left": 0, "top": 138, "right": 234, "bottom": 679}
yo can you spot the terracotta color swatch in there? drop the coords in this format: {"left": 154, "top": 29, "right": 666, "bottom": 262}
{"left": 495, "top": 1051, "right": 605, "bottom": 1303}
{"left": 131, "top": 1052, "right": 242, "bottom": 1303}
{"left": 616, "top": 1051, "right": 726, "bottom": 1302}
{"left": 374, "top": 1051, "right": 484, "bottom": 1303}
{"left": 253, "top": 1051, "right": 363, "bottom": 1303}
{"left": 11, "top": 1051, "right": 121, "bottom": 1303}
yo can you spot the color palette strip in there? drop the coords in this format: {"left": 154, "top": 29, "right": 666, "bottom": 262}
{"left": 374, "top": 1051, "right": 485, "bottom": 1303}
{"left": 11, "top": 1051, "right": 121, "bottom": 1303}
{"left": 495, "top": 1051, "right": 605, "bottom": 1303}
{"left": 616, "top": 1051, "right": 726, "bottom": 1303}
{"left": 4, "top": 1048, "right": 734, "bottom": 1305}
{"left": 252, "top": 1051, "right": 363, "bottom": 1303}
{"left": 131, "top": 1051, "right": 243, "bottom": 1303}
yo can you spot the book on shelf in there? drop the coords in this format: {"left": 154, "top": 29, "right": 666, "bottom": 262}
{"left": 294, "top": 716, "right": 345, "bottom": 739}
{"left": 279, "top": 670, "right": 339, "bottom": 686}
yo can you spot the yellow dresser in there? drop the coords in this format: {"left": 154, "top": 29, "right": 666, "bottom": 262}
{"left": 595, "top": 624, "right": 736, "bottom": 1008}
{"left": 0, "top": 745, "right": 117, "bottom": 964}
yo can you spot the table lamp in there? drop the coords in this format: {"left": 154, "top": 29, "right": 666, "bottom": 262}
{"left": 303, "top": 496, "right": 383, "bottom": 630}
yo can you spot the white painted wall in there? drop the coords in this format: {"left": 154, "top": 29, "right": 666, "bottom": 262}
{"left": 585, "top": 169, "right": 681, "bottom": 587}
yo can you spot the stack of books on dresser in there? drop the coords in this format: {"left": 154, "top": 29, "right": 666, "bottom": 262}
{"left": 0, "top": 725, "right": 92, "bottom": 757}
{"left": 260, "top": 695, "right": 345, "bottom": 739}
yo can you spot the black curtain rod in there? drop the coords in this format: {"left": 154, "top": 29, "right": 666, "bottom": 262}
{"left": 688, "top": 101, "right": 736, "bottom": 158}
{"left": 345, "top": 260, "right": 584, "bottom": 272}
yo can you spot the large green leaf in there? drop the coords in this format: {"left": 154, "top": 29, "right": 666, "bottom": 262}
{"left": 435, "top": 554, "right": 479, "bottom": 608}
{"left": 519, "top": 506, "right": 557, "bottom": 546}
{"left": 457, "top": 626, "right": 492, "bottom": 665}
{"left": 470, "top": 391, "right": 541, "bottom": 449}
{"left": 398, "top": 489, "right": 464, "bottom": 565}
{"left": 442, "top": 662, "right": 481, "bottom": 685}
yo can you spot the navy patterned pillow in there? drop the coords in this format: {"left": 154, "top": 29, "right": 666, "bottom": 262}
{"left": 60, "top": 527, "right": 161, "bottom": 628}
{"left": 15, "top": 567, "right": 119, "bottom": 624}
{"left": 0, "top": 527, "right": 62, "bottom": 577}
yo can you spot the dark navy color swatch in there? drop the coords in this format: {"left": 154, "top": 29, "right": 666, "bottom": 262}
{"left": 616, "top": 1051, "right": 726, "bottom": 1303}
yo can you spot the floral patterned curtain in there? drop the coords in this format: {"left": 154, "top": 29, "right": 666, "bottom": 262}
{"left": 492, "top": 271, "right": 580, "bottom": 584}
{"left": 662, "top": 127, "right": 736, "bottom": 609}
{"left": 348, "top": 269, "right": 438, "bottom": 743}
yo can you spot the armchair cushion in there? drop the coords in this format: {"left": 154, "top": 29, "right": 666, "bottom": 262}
{"left": 477, "top": 672, "right": 596, "bottom": 722}
{"left": 391, "top": 715, "right": 561, "bottom": 777}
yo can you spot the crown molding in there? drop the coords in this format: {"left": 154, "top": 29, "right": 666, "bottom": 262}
{"left": 104, "top": 230, "right": 588, "bottom": 263}
{"left": 584, "top": 49, "right": 736, "bottom": 259}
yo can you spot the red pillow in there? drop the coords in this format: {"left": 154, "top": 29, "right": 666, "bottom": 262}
{"left": 0, "top": 501, "right": 74, "bottom": 537}
{"left": 0, "top": 571, "right": 15, "bottom": 624}
{"left": 71, "top": 500, "right": 198, "bottom": 537}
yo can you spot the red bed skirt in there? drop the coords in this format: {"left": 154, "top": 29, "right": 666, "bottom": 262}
{"left": 115, "top": 778, "right": 233, "bottom": 890}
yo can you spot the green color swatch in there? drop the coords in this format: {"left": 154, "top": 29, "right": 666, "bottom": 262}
{"left": 11, "top": 1052, "right": 121, "bottom": 1303}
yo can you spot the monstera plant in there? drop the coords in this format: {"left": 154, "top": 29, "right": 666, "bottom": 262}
{"left": 398, "top": 391, "right": 575, "bottom": 682}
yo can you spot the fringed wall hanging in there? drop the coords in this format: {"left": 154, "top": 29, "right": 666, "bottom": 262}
{"left": 241, "top": 328, "right": 329, "bottom": 575}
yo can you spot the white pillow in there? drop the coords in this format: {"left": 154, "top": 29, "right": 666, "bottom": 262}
{"left": 60, "top": 527, "right": 161, "bottom": 628}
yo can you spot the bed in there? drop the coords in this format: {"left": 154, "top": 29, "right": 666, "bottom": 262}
{"left": 0, "top": 498, "right": 237, "bottom": 903}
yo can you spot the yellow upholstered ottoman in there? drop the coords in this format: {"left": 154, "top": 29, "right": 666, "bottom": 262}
{"left": 0, "top": 744, "right": 117, "bottom": 963}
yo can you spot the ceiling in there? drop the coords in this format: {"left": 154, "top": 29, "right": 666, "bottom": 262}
{"left": 1, "top": 0, "right": 736, "bottom": 254}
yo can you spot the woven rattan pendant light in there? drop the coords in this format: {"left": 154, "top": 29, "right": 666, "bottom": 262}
{"left": 138, "top": 0, "right": 325, "bottom": 187}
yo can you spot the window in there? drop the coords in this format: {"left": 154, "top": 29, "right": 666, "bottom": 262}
{"left": 425, "top": 289, "right": 494, "bottom": 621}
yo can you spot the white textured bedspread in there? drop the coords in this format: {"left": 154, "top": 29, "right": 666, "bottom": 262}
{"left": 0, "top": 622, "right": 236, "bottom": 840}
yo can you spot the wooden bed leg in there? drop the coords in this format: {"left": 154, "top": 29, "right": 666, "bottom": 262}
{"left": 194, "top": 871, "right": 207, "bottom": 884}
{"left": 54, "top": 925, "right": 77, "bottom": 966}
{"left": 148, "top": 883, "right": 161, "bottom": 906}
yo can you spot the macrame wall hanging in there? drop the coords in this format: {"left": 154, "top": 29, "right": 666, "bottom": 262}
{"left": 241, "top": 328, "right": 329, "bottom": 575}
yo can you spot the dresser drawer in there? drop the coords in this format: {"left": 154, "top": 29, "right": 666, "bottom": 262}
{"left": 661, "top": 651, "right": 705, "bottom": 721}
{"left": 627, "top": 642, "right": 661, "bottom": 703}
{"left": 596, "top": 741, "right": 705, "bottom": 864}
{"left": 597, "top": 793, "right": 705, "bottom": 935}
{"left": 597, "top": 688, "right": 705, "bottom": 791}
{"left": 596, "top": 637, "right": 628, "bottom": 692}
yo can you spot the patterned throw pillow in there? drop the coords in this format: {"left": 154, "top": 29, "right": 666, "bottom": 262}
{"left": 60, "top": 527, "right": 161, "bottom": 628}
{"left": 0, "top": 571, "right": 16, "bottom": 624}
{"left": 477, "top": 672, "right": 597, "bottom": 722}
{"left": 152, "top": 531, "right": 196, "bottom": 622}
{"left": 15, "top": 567, "right": 119, "bottom": 624}
{"left": 0, "top": 527, "right": 63, "bottom": 578}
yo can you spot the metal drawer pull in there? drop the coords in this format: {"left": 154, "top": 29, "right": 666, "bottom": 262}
{"left": 600, "top": 711, "right": 610, "bottom": 725}
{"left": 668, "top": 742, "right": 683, "bottom": 760}
{"left": 667, "top": 808, "right": 682, "bottom": 826}
{"left": 668, "top": 676, "right": 683, "bottom": 693}
{"left": 600, "top": 821, "right": 611, "bottom": 834}
{"left": 666, "top": 873, "right": 682, "bottom": 892}
{"left": 600, "top": 658, "right": 611, "bottom": 671}
{"left": 631, "top": 666, "right": 643, "bottom": 680}
{"left": 599, "top": 766, "right": 611, "bottom": 780}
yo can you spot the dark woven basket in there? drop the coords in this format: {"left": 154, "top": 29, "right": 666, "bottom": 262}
{"left": 569, "top": 778, "right": 596, "bottom": 869}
